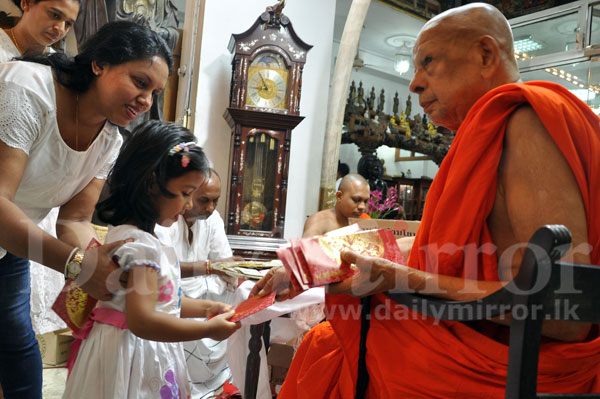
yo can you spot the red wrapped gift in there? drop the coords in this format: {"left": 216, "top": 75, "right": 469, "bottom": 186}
{"left": 277, "top": 228, "right": 405, "bottom": 290}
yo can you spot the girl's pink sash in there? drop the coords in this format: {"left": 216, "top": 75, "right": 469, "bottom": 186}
{"left": 66, "top": 307, "right": 128, "bottom": 375}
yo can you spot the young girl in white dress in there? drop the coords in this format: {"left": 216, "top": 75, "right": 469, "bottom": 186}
{"left": 63, "top": 120, "right": 241, "bottom": 399}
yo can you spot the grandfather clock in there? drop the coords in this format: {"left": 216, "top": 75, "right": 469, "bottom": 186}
{"left": 224, "top": 2, "right": 312, "bottom": 240}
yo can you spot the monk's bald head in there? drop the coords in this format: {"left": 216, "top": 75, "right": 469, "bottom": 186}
{"left": 409, "top": 3, "right": 520, "bottom": 130}
{"left": 338, "top": 173, "right": 369, "bottom": 193}
{"left": 418, "top": 3, "right": 518, "bottom": 75}
{"left": 336, "top": 173, "right": 370, "bottom": 219}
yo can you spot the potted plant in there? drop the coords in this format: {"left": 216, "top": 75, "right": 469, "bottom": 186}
{"left": 364, "top": 186, "right": 406, "bottom": 220}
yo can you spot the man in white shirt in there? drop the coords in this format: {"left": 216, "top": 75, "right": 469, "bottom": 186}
{"left": 156, "top": 168, "right": 241, "bottom": 399}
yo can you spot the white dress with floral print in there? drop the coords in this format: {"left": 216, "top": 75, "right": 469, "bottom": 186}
{"left": 63, "top": 224, "right": 191, "bottom": 399}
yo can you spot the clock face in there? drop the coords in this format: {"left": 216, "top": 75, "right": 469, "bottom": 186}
{"left": 246, "top": 51, "right": 289, "bottom": 110}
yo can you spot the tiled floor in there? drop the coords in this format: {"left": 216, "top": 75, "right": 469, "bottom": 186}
{"left": 43, "top": 367, "right": 67, "bottom": 399}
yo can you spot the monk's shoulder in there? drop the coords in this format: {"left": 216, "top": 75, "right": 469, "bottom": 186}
{"left": 303, "top": 208, "right": 336, "bottom": 237}
{"left": 307, "top": 208, "right": 335, "bottom": 223}
{"left": 504, "top": 104, "right": 546, "bottom": 149}
{"left": 501, "top": 104, "right": 558, "bottom": 179}
{"left": 498, "top": 102, "right": 589, "bottom": 264}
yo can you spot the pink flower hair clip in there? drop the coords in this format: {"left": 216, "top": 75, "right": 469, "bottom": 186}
{"left": 169, "top": 141, "right": 196, "bottom": 168}
{"left": 181, "top": 155, "right": 190, "bottom": 168}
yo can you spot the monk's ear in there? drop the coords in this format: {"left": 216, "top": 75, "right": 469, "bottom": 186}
{"left": 476, "top": 35, "right": 500, "bottom": 79}
{"left": 335, "top": 190, "right": 343, "bottom": 202}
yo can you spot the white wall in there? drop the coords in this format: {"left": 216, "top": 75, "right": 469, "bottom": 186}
{"left": 0, "top": 0, "right": 20, "bottom": 16}
{"left": 191, "top": 0, "right": 336, "bottom": 239}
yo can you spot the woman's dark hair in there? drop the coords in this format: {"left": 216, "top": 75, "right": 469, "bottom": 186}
{"left": 96, "top": 120, "right": 209, "bottom": 233}
{"left": 21, "top": 20, "right": 173, "bottom": 93}
{"left": 12, "top": 0, "right": 82, "bottom": 11}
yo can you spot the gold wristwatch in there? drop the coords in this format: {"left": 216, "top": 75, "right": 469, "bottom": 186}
{"left": 65, "top": 249, "right": 84, "bottom": 281}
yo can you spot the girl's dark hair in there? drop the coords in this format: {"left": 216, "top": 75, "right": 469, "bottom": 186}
{"left": 21, "top": 20, "right": 173, "bottom": 93}
{"left": 96, "top": 120, "right": 210, "bottom": 233}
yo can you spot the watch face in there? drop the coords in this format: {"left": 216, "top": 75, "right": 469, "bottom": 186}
{"left": 69, "top": 262, "right": 81, "bottom": 274}
{"left": 246, "top": 51, "right": 289, "bottom": 110}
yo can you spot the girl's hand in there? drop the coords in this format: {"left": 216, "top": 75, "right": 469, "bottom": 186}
{"left": 205, "top": 310, "right": 241, "bottom": 341}
{"left": 206, "top": 302, "right": 232, "bottom": 318}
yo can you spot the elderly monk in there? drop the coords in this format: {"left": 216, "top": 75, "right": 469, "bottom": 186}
{"left": 269, "top": 3, "right": 600, "bottom": 398}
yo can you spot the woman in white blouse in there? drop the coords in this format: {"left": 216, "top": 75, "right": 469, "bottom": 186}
{"left": 0, "top": 21, "right": 172, "bottom": 398}
{"left": 0, "top": 0, "right": 80, "bottom": 62}
{"left": 0, "top": 0, "right": 81, "bottom": 357}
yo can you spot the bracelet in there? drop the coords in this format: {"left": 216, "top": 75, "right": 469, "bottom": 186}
{"left": 205, "top": 259, "right": 212, "bottom": 275}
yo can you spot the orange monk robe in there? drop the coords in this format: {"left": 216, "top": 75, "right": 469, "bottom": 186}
{"left": 279, "top": 82, "right": 600, "bottom": 399}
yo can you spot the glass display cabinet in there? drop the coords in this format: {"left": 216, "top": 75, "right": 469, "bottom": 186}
{"left": 383, "top": 177, "right": 432, "bottom": 220}
{"left": 510, "top": 1, "right": 600, "bottom": 115}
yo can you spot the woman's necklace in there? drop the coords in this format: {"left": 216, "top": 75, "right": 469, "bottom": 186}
{"left": 9, "top": 28, "right": 23, "bottom": 54}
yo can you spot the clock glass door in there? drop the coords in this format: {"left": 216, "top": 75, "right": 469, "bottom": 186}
{"left": 246, "top": 51, "right": 289, "bottom": 110}
{"left": 240, "top": 130, "right": 279, "bottom": 232}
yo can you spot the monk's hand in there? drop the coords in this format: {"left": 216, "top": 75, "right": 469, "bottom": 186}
{"left": 76, "top": 239, "right": 131, "bottom": 301}
{"left": 396, "top": 236, "right": 415, "bottom": 260}
{"left": 250, "top": 266, "right": 296, "bottom": 301}
{"left": 327, "top": 249, "right": 405, "bottom": 297}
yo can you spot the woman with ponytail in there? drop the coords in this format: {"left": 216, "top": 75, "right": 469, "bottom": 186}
{"left": 0, "top": 20, "right": 172, "bottom": 398}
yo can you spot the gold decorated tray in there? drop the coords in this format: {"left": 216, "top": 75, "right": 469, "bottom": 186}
{"left": 211, "top": 260, "right": 282, "bottom": 280}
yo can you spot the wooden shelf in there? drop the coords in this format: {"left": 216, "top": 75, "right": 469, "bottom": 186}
{"left": 383, "top": 176, "right": 432, "bottom": 220}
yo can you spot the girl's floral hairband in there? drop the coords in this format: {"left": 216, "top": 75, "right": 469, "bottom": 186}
{"left": 169, "top": 141, "right": 196, "bottom": 168}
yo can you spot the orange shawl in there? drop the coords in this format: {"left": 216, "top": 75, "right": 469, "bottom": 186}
{"left": 279, "top": 82, "right": 600, "bottom": 399}
{"left": 408, "top": 80, "right": 600, "bottom": 278}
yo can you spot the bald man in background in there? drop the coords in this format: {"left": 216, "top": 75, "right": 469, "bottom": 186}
{"left": 302, "top": 173, "right": 370, "bottom": 237}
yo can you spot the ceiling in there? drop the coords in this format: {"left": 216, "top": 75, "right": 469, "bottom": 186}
{"left": 333, "top": 0, "right": 600, "bottom": 106}
{"left": 334, "top": 0, "right": 425, "bottom": 57}
{"left": 333, "top": 0, "right": 425, "bottom": 77}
